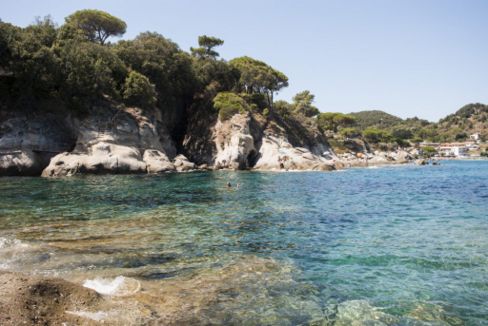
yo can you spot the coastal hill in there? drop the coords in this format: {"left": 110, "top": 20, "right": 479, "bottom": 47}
{"left": 350, "top": 110, "right": 403, "bottom": 129}
{"left": 436, "top": 103, "right": 488, "bottom": 141}
{"left": 350, "top": 107, "right": 488, "bottom": 143}
{"left": 0, "top": 10, "right": 484, "bottom": 177}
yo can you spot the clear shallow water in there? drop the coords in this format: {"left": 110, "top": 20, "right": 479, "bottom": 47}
{"left": 1, "top": 161, "right": 488, "bottom": 325}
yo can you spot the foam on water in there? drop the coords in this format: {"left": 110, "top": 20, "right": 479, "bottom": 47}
{"left": 0, "top": 237, "right": 30, "bottom": 270}
{"left": 0, "top": 237, "right": 28, "bottom": 250}
{"left": 83, "top": 276, "right": 140, "bottom": 296}
{"left": 66, "top": 310, "right": 111, "bottom": 321}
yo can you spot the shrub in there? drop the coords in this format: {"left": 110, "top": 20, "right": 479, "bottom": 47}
{"left": 273, "top": 100, "right": 292, "bottom": 119}
{"left": 363, "top": 127, "right": 392, "bottom": 143}
{"left": 339, "top": 127, "right": 361, "bottom": 138}
{"left": 317, "top": 112, "right": 356, "bottom": 132}
{"left": 56, "top": 40, "right": 127, "bottom": 107}
{"left": 392, "top": 128, "right": 413, "bottom": 140}
{"left": 455, "top": 132, "right": 468, "bottom": 141}
{"left": 213, "top": 92, "right": 250, "bottom": 121}
{"left": 123, "top": 70, "right": 157, "bottom": 108}
{"left": 422, "top": 146, "right": 437, "bottom": 158}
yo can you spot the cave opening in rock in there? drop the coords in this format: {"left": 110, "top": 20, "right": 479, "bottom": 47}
{"left": 246, "top": 150, "right": 258, "bottom": 168}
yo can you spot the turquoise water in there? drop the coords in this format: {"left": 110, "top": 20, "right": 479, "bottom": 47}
{"left": 1, "top": 161, "right": 488, "bottom": 325}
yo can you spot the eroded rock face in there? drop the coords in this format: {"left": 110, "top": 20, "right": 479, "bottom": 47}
{"left": 0, "top": 113, "right": 75, "bottom": 176}
{"left": 190, "top": 113, "right": 337, "bottom": 171}
{"left": 253, "top": 121, "right": 336, "bottom": 171}
{"left": 213, "top": 113, "right": 256, "bottom": 170}
{"left": 2, "top": 106, "right": 414, "bottom": 177}
{"left": 42, "top": 106, "right": 180, "bottom": 177}
{"left": 254, "top": 134, "right": 335, "bottom": 171}
{"left": 42, "top": 143, "right": 148, "bottom": 177}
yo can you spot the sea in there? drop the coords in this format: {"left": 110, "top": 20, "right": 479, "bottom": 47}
{"left": 1, "top": 160, "right": 487, "bottom": 325}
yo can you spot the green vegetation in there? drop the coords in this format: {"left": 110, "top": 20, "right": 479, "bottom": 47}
{"left": 292, "top": 90, "right": 320, "bottom": 117}
{"left": 0, "top": 10, "right": 485, "bottom": 151}
{"left": 363, "top": 128, "right": 392, "bottom": 143}
{"left": 123, "top": 71, "right": 157, "bottom": 109}
{"left": 350, "top": 110, "right": 402, "bottom": 129}
{"left": 339, "top": 127, "right": 361, "bottom": 138}
{"left": 436, "top": 103, "right": 488, "bottom": 141}
{"left": 212, "top": 92, "right": 250, "bottom": 121}
{"left": 349, "top": 104, "right": 488, "bottom": 144}
{"left": 421, "top": 146, "right": 437, "bottom": 158}
{"left": 191, "top": 35, "right": 224, "bottom": 59}
{"left": 65, "top": 9, "right": 127, "bottom": 45}
{"left": 229, "top": 56, "right": 288, "bottom": 108}
{"left": 317, "top": 112, "right": 356, "bottom": 132}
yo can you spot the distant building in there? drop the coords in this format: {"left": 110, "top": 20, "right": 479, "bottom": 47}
{"left": 419, "top": 142, "right": 439, "bottom": 148}
{"left": 438, "top": 143, "right": 469, "bottom": 157}
{"left": 470, "top": 133, "right": 481, "bottom": 142}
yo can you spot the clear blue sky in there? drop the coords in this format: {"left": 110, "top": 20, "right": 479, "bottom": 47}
{"left": 2, "top": 0, "right": 487, "bottom": 121}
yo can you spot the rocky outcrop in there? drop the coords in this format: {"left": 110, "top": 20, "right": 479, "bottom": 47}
{"left": 254, "top": 133, "right": 335, "bottom": 171}
{"left": 193, "top": 112, "right": 336, "bottom": 171}
{"left": 415, "top": 158, "right": 428, "bottom": 165}
{"left": 144, "top": 149, "right": 175, "bottom": 173}
{"left": 253, "top": 121, "right": 336, "bottom": 171}
{"left": 0, "top": 272, "right": 103, "bottom": 326}
{"left": 336, "top": 149, "right": 415, "bottom": 168}
{"left": 1, "top": 104, "right": 416, "bottom": 177}
{"left": 213, "top": 113, "right": 256, "bottom": 170}
{"left": 0, "top": 112, "right": 75, "bottom": 176}
{"left": 173, "top": 154, "right": 196, "bottom": 172}
{"left": 42, "top": 106, "right": 180, "bottom": 177}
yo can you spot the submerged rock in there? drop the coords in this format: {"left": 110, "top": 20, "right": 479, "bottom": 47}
{"left": 314, "top": 300, "right": 454, "bottom": 326}
{"left": 0, "top": 272, "right": 153, "bottom": 325}
{"left": 0, "top": 272, "right": 101, "bottom": 325}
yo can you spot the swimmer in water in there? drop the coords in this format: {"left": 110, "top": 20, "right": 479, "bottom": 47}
{"left": 227, "top": 182, "right": 232, "bottom": 188}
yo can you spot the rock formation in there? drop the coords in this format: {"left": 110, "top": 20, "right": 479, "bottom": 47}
{"left": 253, "top": 120, "right": 336, "bottom": 171}
{"left": 0, "top": 103, "right": 415, "bottom": 177}
{"left": 0, "top": 112, "right": 75, "bottom": 176}
{"left": 42, "top": 106, "right": 177, "bottom": 177}
{"left": 213, "top": 113, "right": 256, "bottom": 170}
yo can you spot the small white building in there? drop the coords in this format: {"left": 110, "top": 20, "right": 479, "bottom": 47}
{"left": 470, "top": 133, "right": 481, "bottom": 143}
{"left": 438, "top": 143, "right": 469, "bottom": 157}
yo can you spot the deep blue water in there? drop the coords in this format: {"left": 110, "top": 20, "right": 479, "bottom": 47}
{"left": 1, "top": 160, "right": 487, "bottom": 325}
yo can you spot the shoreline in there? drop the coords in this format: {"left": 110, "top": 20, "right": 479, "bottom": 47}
{"left": 3, "top": 158, "right": 487, "bottom": 178}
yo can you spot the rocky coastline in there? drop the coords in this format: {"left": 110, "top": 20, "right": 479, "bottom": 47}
{"left": 0, "top": 105, "right": 416, "bottom": 178}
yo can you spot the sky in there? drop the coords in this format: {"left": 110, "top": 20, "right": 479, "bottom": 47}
{"left": 1, "top": 0, "right": 488, "bottom": 121}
